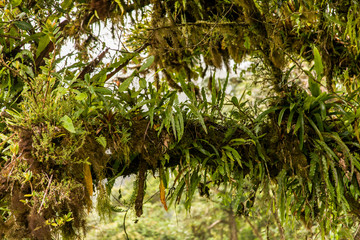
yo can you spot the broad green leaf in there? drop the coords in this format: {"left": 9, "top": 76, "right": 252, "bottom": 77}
{"left": 308, "top": 78, "right": 321, "bottom": 97}
{"left": 94, "top": 87, "right": 112, "bottom": 96}
{"left": 319, "top": 101, "right": 326, "bottom": 120}
{"left": 36, "top": 35, "right": 51, "bottom": 58}
{"left": 14, "top": 21, "right": 33, "bottom": 30}
{"left": 139, "top": 78, "right": 147, "bottom": 89}
{"left": 118, "top": 76, "right": 134, "bottom": 92}
{"left": 313, "top": 46, "right": 323, "bottom": 77}
{"left": 139, "top": 56, "right": 154, "bottom": 72}
{"left": 11, "top": 0, "right": 22, "bottom": 7}
{"left": 60, "top": 115, "right": 76, "bottom": 133}
{"left": 231, "top": 96, "right": 239, "bottom": 107}
{"left": 61, "top": 0, "right": 72, "bottom": 9}
{"left": 303, "top": 96, "right": 314, "bottom": 111}
{"left": 75, "top": 92, "right": 87, "bottom": 101}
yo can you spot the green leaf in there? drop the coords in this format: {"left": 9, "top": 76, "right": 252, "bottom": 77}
{"left": 303, "top": 96, "right": 314, "bottom": 111}
{"left": 309, "top": 152, "right": 319, "bottom": 179}
{"left": 94, "top": 87, "right": 113, "bottom": 95}
{"left": 61, "top": 0, "right": 72, "bottom": 9}
{"left": 231, "top": 96, "right": 239, "bottom": 107}
{"left": 306, "top": 116, "right": 323, "bottom": 141}
{"left": 256, "top": 106, "right": 282, "bottom": 123}
{"left": 187, "top": 103, "right": 207, "bottom": 133}
{"left": 139, "top": 78, "right": 147, "bottom": 89}
{"left": 118, "top": 76, "right": 134, "bottom": 92}
{"left": 175, "top": 109, "right": 184, "bottom": 141}
{"left": 313, "top": 45, "right": 323, "bottom": 77}
{"left": 60, "top": 115, "right": 76, "bottom": 133}
{"left": 36, "top": 35, "right": 50, "bottom": 58}
{"left": 75, "top": 92, "right": 87, "bottom": 101}
{"left": 319, "top": 101, "right": 326, "bottom": 120}
{"left": 223, "top": 146, "right": 242, "bottom": 168}
{"left": 14, "top": 21, "right": 33, "bottom": 30}
{"left": 244, "top": 36, "right": 251, "bottom": 49}
{"left": 139, "top": 56, "right": 154, "bottom": 72}
{"left": 219, "top": 73, "right": 229, "bottom": 109}
{"left": 308, "top": 78, "right": 321, "bottom": 97}
{"left": 287, "top": 109, "right": 295, "bottom": 133}
{"left": 96, "top": 135, "right": 107, "bottom": 148}
{"left": 298, "top": 112, "right": 304, "bottom": 150}
{"left": 11, "top": 0, "right": 22, "bottom": 7}
{"left": 278, "top": 107, "right": 287, "bottom": 126}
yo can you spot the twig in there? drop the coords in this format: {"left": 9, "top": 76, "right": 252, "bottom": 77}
{"left": 147, "top": 20, "right": 247, "bottom": 30}
{"left": 106, "top": 42, "right": 150, "bottom": 81}
{"left": 38, "top": 174, "right": 53, "bottom": 213}
{"left": 143, "top": 120, "right": 150, "bottom": 142}
{"left": 207, "top": 219, "right": 223, "bottom": 230}
{"left": 123, "top": 208, "right": 130, "bottom": 240}
{"left": 0, "top": 34, "right": 21, "bottom": 40}
{"left": 245, "top": 216, "right": 264, "bottom": 240}
{"left": 78, "top": 48, "right": 109, "bottom": 80}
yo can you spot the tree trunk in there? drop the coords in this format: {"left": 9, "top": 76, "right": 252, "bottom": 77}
{"left": 228, "top": 208, "right": 238, "bottom": 240}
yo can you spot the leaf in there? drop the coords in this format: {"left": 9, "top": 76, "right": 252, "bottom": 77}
{"left": 306, "top": 116, "right": 323, "bottom": 141}
{"left": 75, "top": 92, "right": 87, "bottom": 101}
{"left": 139, "top": 56, "right": 154, "bottom": 72}
{"left": 118, "top": 76, "right": 134, "bottom": 92}
{"left": 298, "top": 112, "right": 304, "bottom": 150}
{"left": 255, "top": 106, "right": 282, "bottom": 123}
{"left": 60, "top": 115, "right": 76, "bottom": 133}
{"left": 319, "top": 101, "right": 326, "bottom": 120}
{"left": 139, "top": 78, "right": 147, "bottom": 89}
{"left": 313, "top": 45, "right": 323, "bottom": 77}
{"left": 14, "top": 21, "right": 33, "bottom": 30}
{"left": 160, "top": 178, "right": 168, "bottom": 211}
{"left": 231, "top": 96, "right": 239, "bottom": 107}
{"left": 286, "top": 109, "right": 295, "bottom": 133}
{"left": 187, "top": 103, "right": 207, "bottom": 133}
{"left": 36, "top": 35, "right": 50, "bottom": 58}
{"left": 95, "top": 136, "right": 107, "bottom": 148}
{"left": 278, "top": 107, "right": 287, "bottom": 126}
{"left": 11, "top": 0, "right": 22, "bottom": 7}
{"left": 308, "top": 78, "right": 321, "bottom": 97}
{"left": 244, "top": 36, "right": 251, "bottom": 49}
{"left": 83, "top": 163, "right": 93, "bottom": 211}
{"left": 309, "top": 152, "right": 319, "bottom": 179}
{"left": 61, "top": 0, "right": 72, "bottom": 9}
{"left": 223, "top": 146, "right": 242, "bottom": 168}
{"left": 175, "top": 110, "right": 184, "bottom": 141}
{"left": 219, "top": 73, "right": 229, "bottom": 109}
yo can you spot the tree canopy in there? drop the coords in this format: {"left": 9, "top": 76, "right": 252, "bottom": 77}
{"left": 1, "top": 0, "right": 360, "bottom": 239}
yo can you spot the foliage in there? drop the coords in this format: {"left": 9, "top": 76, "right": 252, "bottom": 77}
{"left": 1, "top": 0, "right": 360, "bottom": 239}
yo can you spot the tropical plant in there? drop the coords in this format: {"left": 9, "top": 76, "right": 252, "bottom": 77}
{"left": 1, "top": 0, "right": 360, "bottom": 239}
